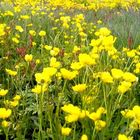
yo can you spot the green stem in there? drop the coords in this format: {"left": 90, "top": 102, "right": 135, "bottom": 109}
{"left": 82, "top": 66, "right": 88, "bottom": 84}
{"left": 48, "top": 113, "right": 55, "bottom": 140}
{"left": 124, "top": 58, "right": 133, "bottom": 71}
{"left": 72, "top": 124, "right": 76, "bottom": 140}
{"left": 38, "top": 84, "right": 44, "bottom": 140}
{"left": 6, "top": 132, "right": 8, "bottom": 140}
{"left": 103, "top": 85, "right": 108, "bottom": 119}
{"left": 41, "top": 37, "right": 45, "bottom": 58}
{"left": 62, "top": 80, "right": 67, "bottom": 93}
{"left": 55, "top": 80, "right": 67, "bottom": 138}
{"left": 91, "top": 128, "right": 96, "bottom": 140}
{"left": 4, "top": 128, "right": 8, "bottom": 140}
{"left": 63, "top": 135, "right": 66, "bottom": 140}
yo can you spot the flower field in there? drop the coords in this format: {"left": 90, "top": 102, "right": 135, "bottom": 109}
{"left": 1, "top": 0, "right": 140, "bottom": 139}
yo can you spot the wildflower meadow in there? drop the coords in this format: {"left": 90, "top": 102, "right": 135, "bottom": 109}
{"left": 0, "top": 0, "right": 140, "bottom": 139}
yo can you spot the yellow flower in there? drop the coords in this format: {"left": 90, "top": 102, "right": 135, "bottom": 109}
{"left": 111, "top": 68, "right": 124, "bottom": 79}
{"left": 32, "top": 42, "right": 36, "bottom": 47}
{"left": 61, "top": 104, "right": 81, "bottom": 115}
{"left": 4, "top": 100, "right": 9, "bottom": 106}
{"left": 70, "top": 62, "right": 83, "bottom": 70}
{"left": 72, "top": 84, "right": 87, "bottom": 92}
{"left": 90, "top": 38, "right": 101, "bottom": 47}
{"left": 133, "top": 105, "right": 140, "bottom": 119}
{"left": 127, "top": 50, "right": 136, "bottom": 58}
{"left": 5, "top": 69, "right": 17, "bottom": 76}
{"left": 56, "top": 72, "right": 62, "bottom": 80}
{"left": 100, "top": 72, "right": 113, "bottom": 83}
{"left": 39, "top": 30, "right": 46, "bottom": 36}
{"left": 0, "top": 108, "right": 12, "bottom": 119}
{"left": 20, "top": 15, "right": 30, "bottom": 20}
{"left": 96, "top": 107, "right": 106, "bottom": 114}
{"left": 121, "top": 105, "right": 140, "bottom": 128}
{"left": 88, "top": 112, "right": 101, "bottom": 121}
{"left": 43, "top": 45, "right": 52, "bottom": 50}
{"left": 27, "top": 23, "right": 33, "bottom": 27}
{"left": 61, "top": 127, "right": 71, "bottom": 136}
{"left": 32, "top": 84, "right": 48, "bottom": 94}
{"left": 61, "top": 103, "right": 88, "bottom": 122}
{"left": 79, "top": 110, "right": 89, "bottom": 119}
{"left": 43, "top": 67, "right": 57, "bottom": 77}
{"left": 15, "top": 33, "right": 20, "bottom": 38}
{"left": 15, "top": 25, "right": 24, "bottom": 32}
{"left": 10, "top": 100, "right": 19, "bottom": 107}
{"left": 25, "top": 54, "right": 33, "bottom": 62}
{"left": 65, "top": 114, "right": 79, "bottom": 123}
{"left": 94, "top": 120, "right": 106, "bottom": 131}
{"left": 118, "top": 81, "right": 132, "bottom": 94}
{"left": 102, "top": 35, "right": 116, "bottom": 48}
{"left": 97, "top": 20, "right": 102, "bottom": 24}
{"left": 130, "top": 120, "right": 140, "bottom": 129}
{"left": 60, "top": 16, "right": 70, "bottom": 29}
{"left": 3, "top": 56, "right": 8, "bottom": 60}
{"left": 79, "top": 53, "right": 96, "bottom": 66}
{"left": 36, "top": 59, "right": 40, "bottom": 64}
{"left": 12, "top": 37, "right": 19, "bottom": 44}
{"left": 81, "top": 134, "right": 88, "bottom": 140}
{"left": 0, "top": 24, "right": 6, "bottom": 36}
{"left": 134, "top": 63, "right": 140, "bottom": 73}
{"left": 79, "top": 32, "right": 87, "bottom": 38}
{"left": 0, "top": 89, "right": 8, "bottom": 96}
{"left": 88, "top": 107, "right": 106, "bottom": 121}
{"left": 50, "top": 57, "right": 61, "bottom": 68}
{"left": 60, "top": 68, "right": 78, "bottom": 80}
{"left": 15, "top": 63, "right": 23, "bottom": 69}
{"left": 2, "top": 120, "right": 10, "bottom": 127}
{"left": 14, "top": 7, "right": 21, "bottom": 12}
{"left": 73, "top": 46, "right": 80, "bottom": 53}
{"left": 123, "top": 72, "right": 137, "bottom": 82}
{"left": 34, "top": 67, "right": 57, "bottom": 84}
{"left": 118, "top": 134, "right": 133, "bottom": 140}
{"left": 50, "top": 47, "right": 60, "bottom": 56}
{"left": 121, "top": 109, "right": 135, "bottom": 118}
{"left": 13, "top": 95, "right": 21, "bottom": 100}
{"left": 123, "top": 47, "right": 129, "bottom": 52}
{"left": 4, "top": 11, "right": 14, "bottom": 16}
{"left": 29, "top": 30, "right": 36, "bottom": 36}
{"left": 35, "top": 73, "right": 50, "bottom": 84}
{"left": 121, "top": 106, "right": 140, "bottom": 130}
{"left": 95, "top": 27, "right": 111, "bottom": 37}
